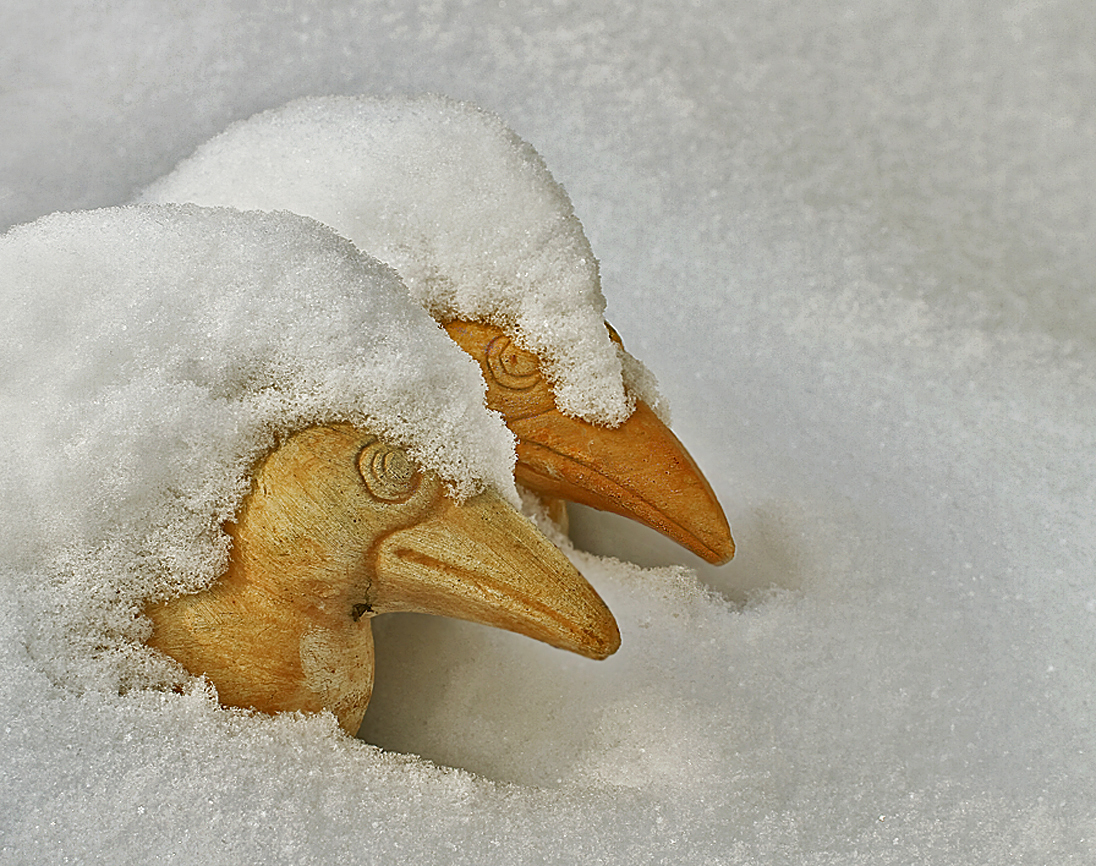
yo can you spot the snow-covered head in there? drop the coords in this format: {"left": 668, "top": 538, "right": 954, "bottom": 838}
{"left": 139, "top": 94, "right": 655, "bottom": 426}
{"left": 0, "top": 204, "right": 516, "bottom": 689}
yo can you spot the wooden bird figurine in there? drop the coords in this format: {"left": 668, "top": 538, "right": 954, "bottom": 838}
{"left": 3, "top": 204, "right": 620, "bottom": 736}
{"left": 146, "top": 424, "right": 619, "bottom": 735}
{"left": 139, "top": 94, "right": 735, "bottom": 565}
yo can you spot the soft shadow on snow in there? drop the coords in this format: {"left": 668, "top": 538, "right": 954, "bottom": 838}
{"left": 568, "top": 500, "right": 810, "bottom": 604}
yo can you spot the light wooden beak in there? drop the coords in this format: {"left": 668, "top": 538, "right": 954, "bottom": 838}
{"left": 508, "top": 400, "right": 734, "bottom": 565}
{"left": 145, "top": 424, "right": 618, "bottom": 735}
{"left": 371, "top": 489, "right": 620, "bottom": 659}
{"left": 444, "top": 321, "right": 735, "bottom": 565}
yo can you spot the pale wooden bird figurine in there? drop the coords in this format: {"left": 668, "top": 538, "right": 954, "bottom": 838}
{"left": 2, "top": 204, "right": 617, "bottom": 735}
{"left": 146, "top": 424, "right": 618, "bottom": 735}
{"left": 140, "top": 94, "right": 735, "bottom": 565}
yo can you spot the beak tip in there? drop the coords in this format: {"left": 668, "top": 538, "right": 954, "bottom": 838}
{"left": 705, "top": 533, "right": 735, "bottom": 565}
{"left": 582, "top": 621, "right": 621, "bottom": 661}
{"left": 548, "top": 600, "right": 620, "bottom": 660}
{"left": 599, "top": 633, "right": 622, "bottom": 660}
{"left": 598, "top": 616, "right": 623, "bottom": 658}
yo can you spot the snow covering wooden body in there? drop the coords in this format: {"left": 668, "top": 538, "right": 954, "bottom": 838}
{"left": 137, "top": 95, "right": 735, "bottom": 564}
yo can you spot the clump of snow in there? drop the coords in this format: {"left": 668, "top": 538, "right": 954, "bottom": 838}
{"left": 0, "top": 203, "right": 517, "bottom": 696}
{"left": 138, "top": 94, "right": 662, "bottom": 426}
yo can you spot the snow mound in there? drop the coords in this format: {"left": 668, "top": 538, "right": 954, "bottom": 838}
{"left": 0, "top": 203, "right": 516, "bottom": 694}
{"left": 139, "top": 94, "right": 662, "bottom": 425}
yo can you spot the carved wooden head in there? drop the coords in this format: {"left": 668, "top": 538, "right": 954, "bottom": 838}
{"left": 146, "top": 424, "right": 619, "bottom": 734}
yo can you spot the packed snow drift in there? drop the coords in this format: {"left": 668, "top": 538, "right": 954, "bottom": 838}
{"left": 2, "top": 1, "right": 1094, "bottom": 863}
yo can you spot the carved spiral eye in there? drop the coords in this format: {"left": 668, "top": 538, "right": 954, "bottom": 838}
{"left": 486, "top": 335, "right": 541, "bottom": 390}
{"left": 357, "top": 438, "right": 419, "bottom": 503}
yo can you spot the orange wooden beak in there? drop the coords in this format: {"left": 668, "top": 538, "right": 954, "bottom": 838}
{"left": 444, "top": 321, "right": 734, "bottom": 565}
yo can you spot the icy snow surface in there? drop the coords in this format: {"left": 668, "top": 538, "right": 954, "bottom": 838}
{"left": 3, "top": 1, "right": 1096, "bottom": 864}
{"left": 139, "top": 94, "right": 656, "bottom": 426}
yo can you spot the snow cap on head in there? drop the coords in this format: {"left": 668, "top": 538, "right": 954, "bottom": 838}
{"left": 139, "top": 94, "right": 663, "bottom": 426}
{"left": 0, "top": 204, "right": 517, "bottom": 642}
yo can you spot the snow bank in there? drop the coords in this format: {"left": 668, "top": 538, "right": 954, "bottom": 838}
{"left": 138, "top": 94, "right": 661, "bottom": 426}
{"left": 3, "top": 0, "right": 1095, "bottom": 863}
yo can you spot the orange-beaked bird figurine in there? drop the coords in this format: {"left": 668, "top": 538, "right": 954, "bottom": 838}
{"left": 442, "top": 321, "right": 733, "bottom": 564}
{"left": 139, "top": 94, "right": 735, "bottom": 565}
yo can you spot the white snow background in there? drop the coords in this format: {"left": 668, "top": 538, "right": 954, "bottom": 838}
{"left": 2, "top": 1, "right": 1095, "bottom": 864}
